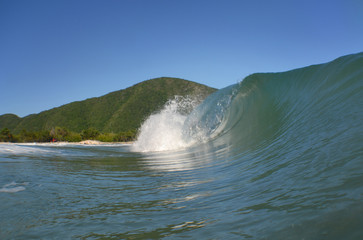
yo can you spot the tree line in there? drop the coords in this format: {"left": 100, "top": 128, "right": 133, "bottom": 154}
{"left": 0, "top": 127, "right": 136, "bottom": 143}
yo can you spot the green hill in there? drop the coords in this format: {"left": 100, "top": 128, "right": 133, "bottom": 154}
{"left": 0, "top": 114, "right": 21, "bottom": 130}
{"left": 0, "top": 77, "right": 216, "bottom": 136}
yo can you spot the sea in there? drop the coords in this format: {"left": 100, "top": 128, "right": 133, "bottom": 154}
{"left": 1, "top": 52, "right": 362, "bottom": 239}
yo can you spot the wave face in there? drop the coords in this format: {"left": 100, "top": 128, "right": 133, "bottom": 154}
{"left": 199, "top": 52, "right": 362, "bottom": 152}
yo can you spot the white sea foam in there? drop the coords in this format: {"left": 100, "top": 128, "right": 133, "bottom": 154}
{"left": 132, "top": 96, "right": 199, "bottom": 152}
{"left": 0, "top": 143, "right": 55, "bottom": 156}
{"left": 0, "top": 182, "right": 28, "bottom": 193}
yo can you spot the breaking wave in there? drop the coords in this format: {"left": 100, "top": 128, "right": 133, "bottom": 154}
{"left": 134, "top": 52, "right": 362, "bottom": 156}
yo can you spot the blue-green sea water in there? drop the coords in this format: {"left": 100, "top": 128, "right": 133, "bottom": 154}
{"left": 1, "top": 53, "right": 362, "bottom": 239}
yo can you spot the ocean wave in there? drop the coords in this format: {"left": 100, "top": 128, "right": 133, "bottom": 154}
{"left": 134, "top": 52, "right": 363, "bottom": 155}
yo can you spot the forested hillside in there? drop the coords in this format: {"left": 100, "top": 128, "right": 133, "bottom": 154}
{"left": 0, "top": 77, "right": 216, "bottom": 142}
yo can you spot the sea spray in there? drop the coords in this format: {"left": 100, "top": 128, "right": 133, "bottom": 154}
{"left": 132, "top": 96, "right": 200, "bottom": 152}
{"left": 133, "top": 86, "right": 240, "bottom": 152}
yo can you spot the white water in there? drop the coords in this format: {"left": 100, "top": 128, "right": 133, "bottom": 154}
{"left": 132, "top": 90, "right": 237, "bottom": 152}
{"left": 0, "top": 181, "right": 28, "bottom": 193}
{"left": 132, "top": 96, "right": 199, "bottom": 152}
{"left": 0, "top": 144, "right": 57, "bottom": 156}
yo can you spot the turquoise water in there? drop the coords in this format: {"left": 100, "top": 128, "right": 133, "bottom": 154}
{"left": 1, "top": 52, "right": 362, "bottom": 239}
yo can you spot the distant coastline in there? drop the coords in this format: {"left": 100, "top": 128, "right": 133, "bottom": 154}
{"left": 0, "top": 140, "right": 134, "bottom": 145}
{"left": 78, "top": 140, "right": 133, "bottom": 145}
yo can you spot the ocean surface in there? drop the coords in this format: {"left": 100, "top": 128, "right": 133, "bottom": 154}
{"left": 1, "top": 52, "right": 362, "bottom": 239}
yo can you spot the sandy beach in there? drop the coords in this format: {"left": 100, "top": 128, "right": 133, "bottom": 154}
{"left": 0, "top": 140, "right": 134, "bottom": 146}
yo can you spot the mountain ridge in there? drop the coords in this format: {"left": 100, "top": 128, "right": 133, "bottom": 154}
{"left": 0, "top": 77, "right": 217, "bottom": 134}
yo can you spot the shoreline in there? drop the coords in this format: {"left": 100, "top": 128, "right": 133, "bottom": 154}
{"left": 0, "top": 140, "right": 134, "bottom": 146}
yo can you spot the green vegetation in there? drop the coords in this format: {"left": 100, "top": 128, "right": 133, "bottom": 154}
{"left": 0, "top": 127, "right": 136, "bottom": 143}
{"left": 0, "top": 128, "right": 15, "bottom": 142}
{"left": 0, "top": 77, "right": 216, "bottom": 143}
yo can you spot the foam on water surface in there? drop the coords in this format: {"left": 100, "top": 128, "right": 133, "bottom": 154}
{"left": 0, "top": 182, "right": 28, "bottom": 193}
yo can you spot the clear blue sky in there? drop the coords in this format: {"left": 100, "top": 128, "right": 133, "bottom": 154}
{"left": 1, "top": 0, "right": 362, "bottom": 117}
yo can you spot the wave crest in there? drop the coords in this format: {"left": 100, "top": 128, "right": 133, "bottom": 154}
{"left": 132, "top": 96, "right": 200, "bottom": 152}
